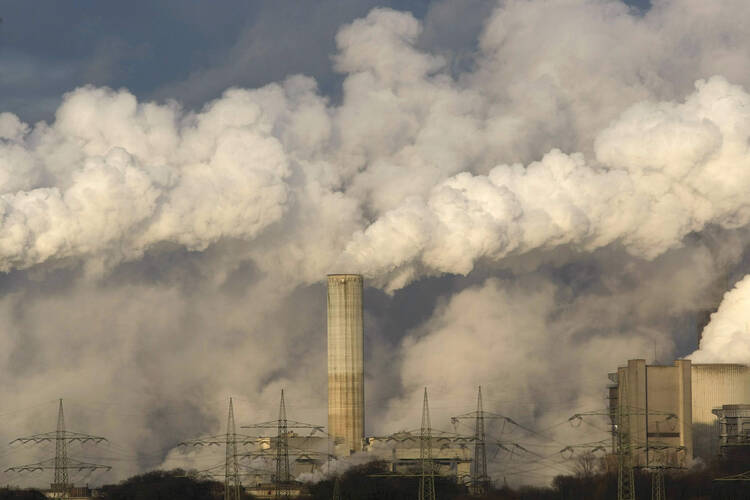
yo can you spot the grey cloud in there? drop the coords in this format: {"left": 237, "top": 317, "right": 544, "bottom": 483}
{"left": 1, "top": 0, "right": 750, "bottom": 488}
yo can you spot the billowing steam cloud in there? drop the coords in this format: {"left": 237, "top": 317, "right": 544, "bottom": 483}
{"left": 3, "top": 8, "right": 750, "bottom": 290}
{"left": 692, "top": 274, "right": 750, "bottom": 364}
{"left": 345, "top": 76, "right": 750, "bottom": 289}
{"left": 2, "top": 0, "right": 750, "bottom": 486}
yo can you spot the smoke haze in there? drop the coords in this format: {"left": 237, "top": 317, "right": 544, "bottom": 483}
{"left": 2, "top": 0, "right": 750, "bottom": 486}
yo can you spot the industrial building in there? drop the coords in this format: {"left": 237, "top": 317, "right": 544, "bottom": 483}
{"left": 324, "top": 273, "right": 474, "bottom": 486}
{"left": 692, "top": 364, "right": 750, "bottom": 458}
{"left": 43, "top": 486, "right": 94, "bottom": 500}
{"left": 609, "top": 359, "right": 692, "bottom": 468}
{"left": 609, "top": 359, "right": 750, "bottom": 464}
{"left": 246, "top": 483, "right": 305, "bottom": 499}
{"left": 364, "top": 432, "right": 473, "bottom": 481}
{"left": 712, "top": 404, "right": 750, "bottom": 456}
{"left": 252, "top": 432, "right": 330, "bottom": 475}
{"left": 327, "top": 274, "right": 365, "bottom": 456}
{"left": 241, "top": 272, "right": 474, "bottom": 498}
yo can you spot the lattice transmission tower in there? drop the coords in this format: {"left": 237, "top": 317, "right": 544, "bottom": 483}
{"left": 179, "top": 397, "right": 258, "bottom": 500}
{"left": 650, "top": 466, "right": 665, "bottom": 500}
{"left": 419, "top": 387, "right": 436, "bottom": 500}
{"left": 472, "top": 386, "right": 488, "bottom": 496}
{"left": 570, "top": 374, "right": 687, "bottom": 500}
{"left": 331, "top": 475, "right": 342, "bottom": 500}
{"left": 242, "top": 389, "right": 325, "bottom": 499}
{"left": 275, "top": 389, "right": 291, "bottom": 499}
{"left": 225, "top": 398, "right": 242, "bottom": 500}
{"left": 572, "top": 379, "right": 636, "bottom": 500}
{"left": 452, "top": 386, "right": 538, "bottom": 495}
{"left": 616, "top": 372, "right": 636, "bottom": 500}
{"left": 6, "top": 399, "right": 111, "bottom": 498}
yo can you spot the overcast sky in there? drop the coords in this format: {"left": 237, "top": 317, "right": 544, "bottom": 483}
{"left": 1, "top": 0, "right": 648, "bottom": 121}
{"left": 5, "top": 0, "right": 750, "bottom": 488}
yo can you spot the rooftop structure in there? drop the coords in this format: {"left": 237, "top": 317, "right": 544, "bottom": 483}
{"left": 692, "top": 364, "right": 750, "bottom": 458}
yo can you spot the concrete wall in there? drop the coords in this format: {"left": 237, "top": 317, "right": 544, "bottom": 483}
{"left": 365, "top": 435, "right": 472, "bottom": 482}
{"left": 612, "top": 360, "right": 750, "bottom": 461}
{"left": 615, "top": 359, "right": 691, "bottom": 467}
{"left": 327, "top": 274, "right": 365, "bottom": 455}
{"left": 712, "top": 404, "right": 750, "bottom": 453}
{"left": 692, "top": 364, "right": 750, "bottom": 459}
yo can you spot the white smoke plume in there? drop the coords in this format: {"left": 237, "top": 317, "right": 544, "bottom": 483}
{"left": 2, "top": 7, "right": 750, "bottom": 289}
{"left": 692, "top": 274, "right": 750, "bottom": 364}
{"left": 2, "top": 0, "right": 750, "bottom": 487}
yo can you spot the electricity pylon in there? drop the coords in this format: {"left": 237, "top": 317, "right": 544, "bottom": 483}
{"left": 616, "top": 425, "right": 635, "bottom": 500}
{"left": 275, "top": 389, "right": 291, "bottom": 499}
{"left": 570, "top": 392, "right": 684, "bottom": 500}
{"left": 650, "top": 467, "right": 665, "bottom": 500}
{"left": 452, "top": 386, "right": 537, "bottom": 495}
{"left": 617, "top": 373, "right": 635, "bottom": 500}
{"left": 332, "top": 475, "right": 342, "bottom": 500}
{"left": 419, "top": 387, "right": 436, "bottom": 500}
{"left": 6, "top": 399, "right": 111, "bottom": 498}
{"left": 179, "top": 397, "right": 258, "bottom": 500}
{"left": 241, "top": 390, "right": 326, "bottom": 499}
{"left": 55, "top": 400, "right": 68, "bottom": 495}
{"left": 569, "top": 387, "right": 638, "bottom": 499}
{"left": 225, "top": 398, "right": 242, "bottom": 500}
{"left": 472, "top": 387, "right": 488, "bottom": 496}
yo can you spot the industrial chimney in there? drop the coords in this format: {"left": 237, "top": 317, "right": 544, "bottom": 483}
{"left": 327, "top": 274, "right": 364, "bottom": 455}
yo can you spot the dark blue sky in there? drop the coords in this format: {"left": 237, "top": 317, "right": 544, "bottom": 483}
{"left": 0, "top": 0, "right": 649, "bottom": 123}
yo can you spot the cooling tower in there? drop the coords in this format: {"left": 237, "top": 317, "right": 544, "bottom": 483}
{"left": 327, "top": 274, "right": 364, "bottom": 455}
{"left": 692, "top": 364, "right": 750, "bottom": 458}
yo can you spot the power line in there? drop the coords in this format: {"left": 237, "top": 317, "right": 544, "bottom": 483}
{"left": 419, "top": 387, "right": 436, "bottom": 500}
{"left": 5, "top": 399, "right": 111, "bottom": 499}
{"left": 241, "top": 390, "right": 328, "bottom": 498}
{"left": 275, "top": 390, "right": 291, "bottom": 499}
{"left": 178, "top": 398, "right": 256, "bottom": 500}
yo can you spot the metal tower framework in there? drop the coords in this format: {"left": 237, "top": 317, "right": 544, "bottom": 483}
{"left": 179, "top": 398, "right": 260, "bottom": 500}
{"left": 242, "top": 390, "right": 326, "bottom": 499}
{"left": 55, "top": 400, "right": 69, "bottom": 494}
{"left": 6, "top": 399, "right": 111, "bottom": 498}
{"left": 565, "top": 416, "right": 685, "bottom": 500}
{"left": 225, "top": 398, "right": 242, "bottom": 500}
{"left": 179, "top": 398, "right": 256, "bottom": 497}
{"left": 569, "top": 385, "right": 659, "bottom": 500}
{"left": 617, "top": 374, "right": 636, "bottom": 500}
{"left": 419, "top": 388, "right": 436, "bottom": 500}
{"left": 569, "top": 408, "right": 684, "bottom": 500}
{"left": 275, "top": 389, "right": 291, "bottom": 499}
{"left": 332, "top": 475, "right": 342, "bottom": 500}
{"left": 472, "top": 387, "right": 488, "bottom": 496}
{"left": 645, "top": 459, "right": 686, "bottom": 500}
{"left": 451, "top": 386, "right": 537, "bottom": 494}
{"left": 715, "top": 469, "right": 750, "bottom": 482}
{"left": 650, "top": 467, "right": 665, "bottom": 500}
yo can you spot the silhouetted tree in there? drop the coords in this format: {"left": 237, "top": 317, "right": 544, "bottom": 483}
{"left": 100, "top": 468, "right": 254, "bottom": 500}
{"left": 0, "top": 488, "right": 46, "bottom": 500}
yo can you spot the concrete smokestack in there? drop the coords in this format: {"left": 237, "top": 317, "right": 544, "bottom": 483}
{"left": 327, "top": 274, "right": 364, "bottom": 455}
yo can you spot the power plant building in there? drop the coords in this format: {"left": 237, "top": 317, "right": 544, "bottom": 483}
{"left": 364, "top": 432, "right": 473, "bottom": 481}
{"left": 712, "top": 404, "right": 750, "bottom": 456}
{"left": 327, "top": 274, "right": 365, "bottom": 455}
{"left": 323, "top": 273, "right": 476, "bottom": 483}
{"left": 610, "top": 359, "right": 692, "bottom": 468}
{"left": 610, "top": 359, "right": 750, "bottom": 462}
{"left": 692, "top": 364, "right": 750, "bottom": 458}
